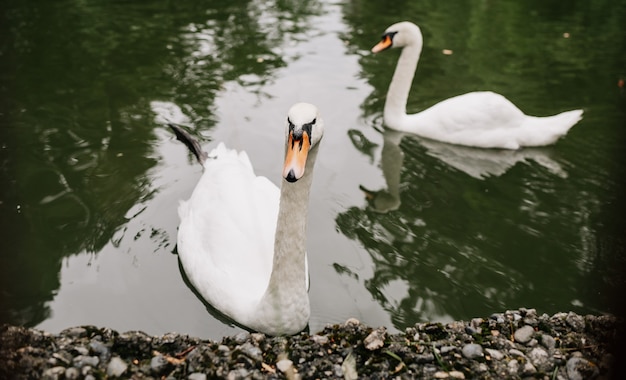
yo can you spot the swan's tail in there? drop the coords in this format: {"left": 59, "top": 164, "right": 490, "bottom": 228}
{"left": 168, "top": 124, "right": 208, "bottom": 164}
{"left": 520, "top": 109, "right": 583, "bottom": 147}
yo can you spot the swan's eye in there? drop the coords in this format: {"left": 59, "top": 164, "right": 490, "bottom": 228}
{"left": 302, "top": 118, "right": 315, "bottom": 138}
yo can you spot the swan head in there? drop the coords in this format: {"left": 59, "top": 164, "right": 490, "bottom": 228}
{"left": 371, "top": 21, "right": 423, "bottom": 53}
{"left": 282, "top": 103, "right": 324, "bottom": 183}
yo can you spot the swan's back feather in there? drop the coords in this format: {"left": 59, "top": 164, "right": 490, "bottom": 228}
{"left": 402, "top": 92, "right": 582, "bottom": 149}
{"left": 177, "top": 143, "right": 279, "bottom": 318}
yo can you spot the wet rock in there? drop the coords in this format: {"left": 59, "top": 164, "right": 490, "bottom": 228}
{"left": 528, "top": 347, "right": 550, "bottom": 372}
{"left": 42, "top": 366, "right": 65, "bottom": 380}
{"left": 0, "top": 310, "right": 620, "bottom": 380}
{"left": 508, "top": 348, "right": 526, "bottom": 358}
{"left": 89, "top": 339, "right": 110, "bottom": 361}
{"left": 484, "top": 348, "right": 503, "bottom": 360}
{"left": 64, "top": 367, "right": 80, "bottom": 380}
{"left": 72, "top": 355, "right": 99, "bottom": 368}
{"left": 150, "top": 354, "right": 168, "bottom": 374}
{"left": 106, "top": 356, "right": 128, "bottom": 377}
{"left": 461, "top": 343, "right": 483, "bottom": 359}
{"left": 364, "top": 327, "right": 386, "bottom": 350}
{"left": 227, "top": 368, "right": 249, "bottom": 379}
{"left": 507, "top": 359, "right": 519, "bottom": 376}
{"left": 238, "top": 341, "right": 262, "bottom": 362}
{"left": 522, "top": 361, "right": 537, "bottom": 376}
{"left": 513, "top": 325, "right": 535, "bottom": 343}
{"left": 566, "top": 312, "right": 586, "bottom": 332}
{"left": 540, "top": 333, "right": 556, "bottom": 350}
{"left": 276, "top": 358, "right": 294, "bottom": 373}
{"left": 61, "top": 327, "right": 88, "bottom": 338}
{"left": 566, "top": 357, "right": 599, "bottom": 380}
{"left": 188, "top": 373, "right": 207, "bottom": 380}
{"left": 449, "top": 370, "right": 465, "bottom": 379}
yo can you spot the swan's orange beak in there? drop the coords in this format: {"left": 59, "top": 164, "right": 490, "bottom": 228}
{"left": 283, "top": 131, "right": 311, "bottom": 182}
{"left": 371, "top": 34, "right": 393, "bottom": 53}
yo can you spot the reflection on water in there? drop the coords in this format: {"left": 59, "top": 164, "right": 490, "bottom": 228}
{"left": 0, "top": 0, "right": 322, "bottom": 331}
{"left": 1, "top": 0, "right": 624, "bottom": 337}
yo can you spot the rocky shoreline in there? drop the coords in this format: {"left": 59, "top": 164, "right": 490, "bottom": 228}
{"left": 1, "top": 309, "right": 623, "bottom": 379}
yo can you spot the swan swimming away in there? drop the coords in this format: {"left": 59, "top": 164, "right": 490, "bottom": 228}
{"left": 170, "top": 103, "right": 324, "bottom": 336}
{"left": 371, "top": 21, "right": 583, "bottom": 149}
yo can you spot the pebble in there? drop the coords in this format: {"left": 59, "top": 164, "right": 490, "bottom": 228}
{"left": 484, "top": 348, "right": 504, "bottom": 360}
{"left": 64, "top": 367, "right": 80, "bottom": 380}
{"left": 461, "top": 343, "right": 483, "bottom": 359}
{"left": 42, "top": 366, "right": 65, "bottom": 380}
{"left": 0, "top": 310, "right": 618, "bottom": 379}
{"left": 522, "top": 361, "right": 537, "bottom": 376}
{"left": 106, "top": 356, "right": 128, "bottom": 377}
{"left": 276, "top": 358, "right": 294, "bottom": 373}
{"left": 508, "top": 348, "right": 526, "bottom": 358}
{"left": 540, "top": 334, "right": 556, "bottom": 350}
{"left": 513, "top": 325, "right": 535, "bottom": 343}
{"left": 449, "top": 370, "right": 465, "bottom": 379}
{"left": 311, "top": 334, "right": 329, "bottom": 345}
{"left": 72, "top": 355, "right": 99, "bottom": 368}
{"left": 188, "top": 373, "right": 207, "bottom": 380}
{"left": 238, "top": 342, "right": 263, "bottom": 362}
{"left": 566, "top": 357, "right": 599, "bottom": 380}
{"left": 364, "top": 327, "right": 386, "bottom": 350}
{"left": 528, "top": 347, "right": 550, "bottom": 372}
{"left": 566, "top": 312, "right": 585, "bottom": 332}
{"left": 150, "top": 354, "right": 168, "bottom": 374}
{"left": 507, "top": 359, "right": 519, "bottom": 375}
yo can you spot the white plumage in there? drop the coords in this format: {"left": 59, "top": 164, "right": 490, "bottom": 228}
{"left": 172, "top": 103, "right": 324, "bottom": 335}
{"left": 372, "top": 21, "right": 583, "bottom": 149}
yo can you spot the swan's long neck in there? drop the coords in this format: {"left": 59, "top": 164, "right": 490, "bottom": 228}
{"left": 384, "top": 43, "right": 421, "bottom": 127}
{"left": 256, "top": 147, "right": 318, "bottom": 333}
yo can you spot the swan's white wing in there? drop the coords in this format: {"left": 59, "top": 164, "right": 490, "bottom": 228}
{"left": 177, "top": 143, "right": 279, "bottom": 316}
{"left": 407, "top": 92, "right": 528, "bottom": 148}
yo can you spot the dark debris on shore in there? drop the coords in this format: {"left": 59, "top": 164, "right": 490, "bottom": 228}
{"left": 1, "top": 309, "right": 623, "bottom": 379}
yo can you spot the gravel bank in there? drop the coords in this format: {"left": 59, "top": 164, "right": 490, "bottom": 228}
{"left": 1, "top": 309, "right": 622, "bottom": 379}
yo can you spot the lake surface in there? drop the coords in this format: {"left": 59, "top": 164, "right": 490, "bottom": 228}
{"left": 1, "top": 0, "right": 625, "bottom": 340}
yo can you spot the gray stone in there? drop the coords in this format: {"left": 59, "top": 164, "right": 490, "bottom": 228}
{"left": 311, "top": 334, "right": 329, "bottom": 345}
{"left": 513, "top": 325, "right": 535, "bottom": 343}
{"left": 461, "top": 343, "right": 483, "bottom": 359}
{"left": 522, "top": 361, "right": 537, "bottom": 376}
{"left": 72, "top": 355, "right": 100, "bottom": 368}
{"left": 107, "top": 356, "right": 128, "bottom": 377}
{"left": 566, "top": 312, "right": 585, "bottom": 332}
{"left": 276, "top": 358, "right": 294, "bottom": 373}
{"left": 484, "top": 348, "right": 504, "bottom": 360}
{"left": 188, "top": 373, "right": 207, "bottom": 380}
{"left": 540, "top": 334, "right": 556, "bottom": 350}
{"left": 508, "top": 348, "right": 526, "bottom": 358}
{"left": 89, "top": 340, "right": 110, "bottom": 361}
{"left": 364, "top": 327, "right": 386, "bottom": 350}
{"left": 233, "top": 332, "right": 249, "bottom": 344}
{"left": 450, "top": 370, "right": 466, "bottom": 378}
{"left": 150, "top": 354, "right": 168, "bottom": 373}
{"left": 566, "top": 357, "right": 599, "bottom": 380}
{"left": 64, "top": 367, "right": 80, "bottom": 380}
{"left": 227, "top": 368, "right": 249, "bottom": 380}
{"left": 527, "top": 347, "right": 550, "bottom": 371}
{"left": 238, "top": 342, "right": 262, "bottom": 362}
{"left": 42, "top": 366, "right": 65, "bottom": 380}
{"left": 61, "top": 327, "right": 88, "bottom": 338}
{"left": 507, "top": 359, "right": 519, "bottom": 376}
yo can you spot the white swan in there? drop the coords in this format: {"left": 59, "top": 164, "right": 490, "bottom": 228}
{"left": 170, "top": 103, "right": 324, "bottom": 336}
{"left": 371, "top": 21, "right": 583, "bottom": 149}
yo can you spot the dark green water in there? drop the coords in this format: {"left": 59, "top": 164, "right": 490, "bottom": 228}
{"left": 1, "top": 0, "right": 624, "bottom": 339}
